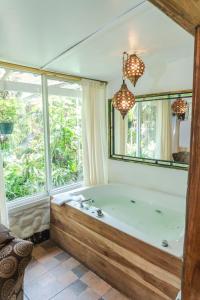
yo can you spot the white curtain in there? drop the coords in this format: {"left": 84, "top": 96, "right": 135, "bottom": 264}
{"left": 81, "top": 79, "right": 108, "bottom": 186}
{"left": 114, "top": 110, "right": 128, "bottom": 155}
{"left": 0, "top": 153, "right": 8, "bottom": 226}
{"left": 171, "top": 116, "right": 180, "bottom": 154}
{"left": 156, "top": 100, "right": 172, "bottom": 161}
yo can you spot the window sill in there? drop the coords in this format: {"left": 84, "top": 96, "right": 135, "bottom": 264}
{"left": 7, "top": 181, "right": 84, "bottom": 213}
{"left": 7, "top": 193, "right": 50, "bottom": 214}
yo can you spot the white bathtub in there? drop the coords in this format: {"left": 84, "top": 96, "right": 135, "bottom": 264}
{"left": 57, "top": 183, "right": 185, "bottom": 257}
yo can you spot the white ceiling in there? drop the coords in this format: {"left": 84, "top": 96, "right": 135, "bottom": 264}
{"left": 0, "top": 0, "right": 194, "bottom": 81}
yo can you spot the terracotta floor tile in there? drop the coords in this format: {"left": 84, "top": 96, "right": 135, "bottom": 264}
{"left": 62, "top": 256, "right": 80, "bottom": 270}
{"left": 67, "top": 279, "right": 88, "bottom": 295}
{"left": 56, "top": 270, "right": 78, "bottom": 286}
{"left": 32, "top": 245, "right": 46, "bottom": 259}
{"left": 24, "top": 261, "right": 47, "bottom": 284}
{"left": 78, "top": 287, "right": 101, "bottom": 300}
{"left": 54, "top": 251, "right": 71, "bottom": 261}
{"left": 72, "top": 264, "right": 89, "bottom": 278}
{"left": 52, "top": 288, "right": 77, "bottom": 300}
{"left": 81, "top": 271, "right": 111, "bottom": 296}
{"left": 37, "top": 246, "right": 62, "bottom": 259}
{"left": 103, "top": 288, "right": 130, "bottom": 300}
{"left": 25, "top": 274, "right": 64, "bottom": 300}
{"left": 40, "top": 240, "right": 56, "bottom": 249}
{"left": 44, "top": 246, "right": 63, "bottom": 256}
{"left": 49, "top": 262, "right": 69, "bottom": 278}
{"left": 37, "top": 255, "right": 61, "bottom": 270}
{"left": 49, "top": 258, "right": 80, "bottom": 280}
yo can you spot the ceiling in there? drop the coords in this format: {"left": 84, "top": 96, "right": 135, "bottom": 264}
{"left": 0, "top": 0, "right": 194, "bottom": 81}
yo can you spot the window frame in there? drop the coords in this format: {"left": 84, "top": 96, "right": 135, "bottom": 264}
{"left": 0, "top": 67, "right": 83, "bottom": 208}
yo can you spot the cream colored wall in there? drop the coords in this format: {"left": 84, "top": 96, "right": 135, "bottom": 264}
{"left": 108, "top": 160, "right": 188, "bottom": 197}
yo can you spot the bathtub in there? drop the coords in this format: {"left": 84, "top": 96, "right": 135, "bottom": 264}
{"left": 69, "top": 183, "right": 185, "bottom": 257}
{"left": 50, "top": 183, "right": 184, "bottom": 300}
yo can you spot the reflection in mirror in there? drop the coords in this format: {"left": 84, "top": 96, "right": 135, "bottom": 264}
{"left": 111, "top": 91, "right": 192, "bottom": 168}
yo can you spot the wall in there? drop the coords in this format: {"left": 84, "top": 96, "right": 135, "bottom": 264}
{"left": 108, "top": 160, "right": 188, "bottom": 197}
{"left": 8, "top": 198, "right": 50, "bottom": 239}
{"left": 107, "top": 54, "right": 194, "bottom": 197}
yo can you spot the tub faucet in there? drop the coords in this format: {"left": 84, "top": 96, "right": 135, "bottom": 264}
{"left": 96, "top": 208, "right": 103, "bottom": 217}
{"left": 80, "top": 198, "right": 94, "bottom": 208}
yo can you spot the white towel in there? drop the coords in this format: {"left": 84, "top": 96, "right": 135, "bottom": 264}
{"left": 52, "top": 193, "right": 85, "bottom": 206}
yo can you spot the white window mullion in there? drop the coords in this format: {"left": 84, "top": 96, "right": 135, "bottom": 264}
{"left": 42, "top": 75, "right": 52, "bottom": 194}
{"left": 136, "top": 102, "right": 141, "bottom": 157}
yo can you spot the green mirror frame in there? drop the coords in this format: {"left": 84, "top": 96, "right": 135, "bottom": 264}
{"left": 108, "top": 90, "right": 192, "bottom": 170}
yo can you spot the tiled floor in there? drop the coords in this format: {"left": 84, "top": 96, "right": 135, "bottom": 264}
{"left": 24, "top": 240, "right": 130, "bottom": 300}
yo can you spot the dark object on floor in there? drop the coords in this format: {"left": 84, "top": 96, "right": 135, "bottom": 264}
{"left": 0, "top": 224, "right": 33, "bottom": 300}
{"left": 172, "top": 151, "right": 190, "bottom": 164}
{"left": 25, "top": 229, "right": 50, "bottom": 244}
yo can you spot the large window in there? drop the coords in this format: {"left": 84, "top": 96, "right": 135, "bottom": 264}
{"left": 0, "top": 68, "right": 82, "bottom": 202}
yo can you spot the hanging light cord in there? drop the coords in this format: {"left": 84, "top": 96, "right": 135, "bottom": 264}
{"left": 122, "top": 52, "right": 128, "bottom": 82}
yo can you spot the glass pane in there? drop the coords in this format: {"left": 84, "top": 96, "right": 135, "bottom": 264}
{"left": 48, "top": 78, "right": 82, "bottom": 188}
{"left": 140, "top": 101, "right": 157, "bottom": 159}
{"left": 0, "top": 68, "right": 45, "bottom": 201}
{"left": 126, "top": 105, "right": 138, "bottom": 156}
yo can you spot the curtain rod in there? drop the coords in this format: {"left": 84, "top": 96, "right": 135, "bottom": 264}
{"left": 0, "top": 60, "right": 107, "bottom": 84}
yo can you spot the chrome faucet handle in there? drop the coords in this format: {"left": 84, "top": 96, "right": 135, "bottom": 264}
{"left": 96, "top": 208, "right": 103, "bottom": 217}
{"left": 80, "top": 198, "right": 94, "bottom": 208}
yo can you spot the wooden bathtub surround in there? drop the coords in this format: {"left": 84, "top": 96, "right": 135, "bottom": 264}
{"left": 182, "top": 26, "right": 200, "bottom": 300}
{"left": 50, "top": 202, "right": 182, "bottom": 300}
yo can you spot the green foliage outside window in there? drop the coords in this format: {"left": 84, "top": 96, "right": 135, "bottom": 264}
{"left": 1, "top": 93, "right": 82, "bottom": 201}
{"left": 1, "top": 96, "right": 46, "bottom": 200}
{"left": 0, "top": 98, "right": 18, "bottom": 122}
{"left": 49, "top": 95, "right": 82, "bottom": 188}
{"left": 126, "top": 102, "right": 157, "bottom": 159}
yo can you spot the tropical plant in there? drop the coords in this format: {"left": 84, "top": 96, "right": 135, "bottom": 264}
{"left": 0, "top": 98, "right": 18, "bottom": 122}
{"left": 2, "top": 92, "right": 82, "bottom": 201}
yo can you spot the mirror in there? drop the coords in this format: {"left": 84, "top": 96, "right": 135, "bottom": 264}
{"left": 109, "top": 90, "right": 192, "bottom": 169}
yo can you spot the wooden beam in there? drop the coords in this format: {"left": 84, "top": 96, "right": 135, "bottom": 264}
{"left": 182, "top": 26, "right": 200, "bottom": 300}
{"left": 148, "top": 0, "right": 200, "bottom": 35}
